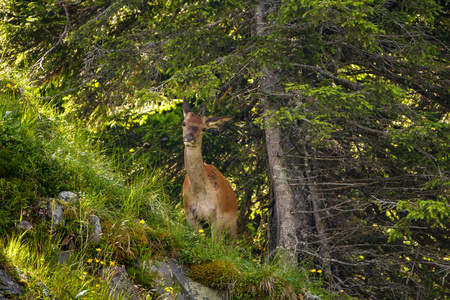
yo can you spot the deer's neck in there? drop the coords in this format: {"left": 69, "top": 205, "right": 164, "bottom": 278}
{"left": 184, "top": 145, "right": 209, "bottom": 194}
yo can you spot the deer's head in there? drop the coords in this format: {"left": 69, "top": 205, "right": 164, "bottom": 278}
{"left": 182, "top": 98, "right": 232, "bottom": 148}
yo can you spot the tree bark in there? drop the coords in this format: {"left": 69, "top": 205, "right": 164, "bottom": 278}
{"left": 256, "top": 0, "right": 297, "bottom": 263}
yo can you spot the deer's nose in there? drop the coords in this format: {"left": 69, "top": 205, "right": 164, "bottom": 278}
{"left": 184, "top": 133, "right": 195, "bottom": 143}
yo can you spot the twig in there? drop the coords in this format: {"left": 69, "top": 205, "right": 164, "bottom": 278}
{"left": 28, "top": 1, "right": 71, "bottom": 76}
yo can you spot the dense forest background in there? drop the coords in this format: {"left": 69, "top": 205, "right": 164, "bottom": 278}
{"left": 1, "top": 0, "right": 449, "bottom": 299}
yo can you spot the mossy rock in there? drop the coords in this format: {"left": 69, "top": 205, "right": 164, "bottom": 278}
{"left": 189, "top": 260, "right": 238, "bottom": 290}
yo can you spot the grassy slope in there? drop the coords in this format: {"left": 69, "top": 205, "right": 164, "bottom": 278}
{"left": 0, "top": 79, "right": 340, "bottom": 299}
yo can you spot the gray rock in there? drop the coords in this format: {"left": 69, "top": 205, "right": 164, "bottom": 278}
{"left": 57, "top": 191, "right": 79, "bottom": 204}
{"left": 88, "top": 215, "right": 103, "bottom": 244}
{"left": 149, "top": 260, "right": 220, "bottom": 300}
{"left": 37, "top": 280, "right": 55, "bottom": 299}
{"left": 147, "top": 261, "right": 184, "bottom": 299}
{"left": 169, "top": 261, "right": 221, "bottom": 300}
{"left": 54, "top": 250, "right": 74, "bottom": 265}
{"left": 48, "top": 200, "right": 64, "bottom": 227}
{"left": 17, "top": 220, "right": 33, "bottom": 230}
{"left": 108, "top": 266, "right": 139, "bottom": 300}
{"left": 0, "top": 270, "right": 23, "bottom": 298}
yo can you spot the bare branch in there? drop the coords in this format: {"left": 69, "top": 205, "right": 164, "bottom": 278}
{"left": 29, "top": 1, "right": 71, "bottom": 76}
{"left": 290, "top": 63, "right": 363, "bottom": 91}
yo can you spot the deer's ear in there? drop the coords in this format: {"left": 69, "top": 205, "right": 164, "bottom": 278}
{"left": 182, "top": 97, "right": 191, "bottom": 117}
{"left": 206, "top": 116, "right": 232, "bottom": 129}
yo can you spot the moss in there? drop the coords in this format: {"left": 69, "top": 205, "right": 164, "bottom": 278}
{"left": 189, "top": 260, "right": 238, "bottom": 290}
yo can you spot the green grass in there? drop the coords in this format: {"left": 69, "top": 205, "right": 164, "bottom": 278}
{"left": 1, "top": 235, "right": 115, "bottom": 300}
{"left": 0, "top": 77, "right": 342, "bottom": 299}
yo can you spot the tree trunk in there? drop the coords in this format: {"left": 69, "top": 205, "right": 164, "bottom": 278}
{"left": 263, "top": 105, "right": 298, "bottom": 262}
{"left": 256, "top": 1, "right": 297, "bottom": 263}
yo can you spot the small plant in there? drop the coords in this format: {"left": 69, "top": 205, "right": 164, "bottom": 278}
{"left": 127, "top": 266, "right": 156, "bottom": 289}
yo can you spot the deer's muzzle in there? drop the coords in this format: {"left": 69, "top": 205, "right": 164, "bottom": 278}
{"left": 183, "top": 133, "right": 195, "bottom": 144}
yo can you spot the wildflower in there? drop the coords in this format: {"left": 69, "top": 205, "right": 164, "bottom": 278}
{"left": 317, "top": 270, "right": 322, "bottom": 274}
{"left": 96, "top": 284, "right": 101, "bottom": 288}
{"left": 87, "top": 259, "right": 93, "bottom": 263}
{"left": 340, "top": 290, "right": 344, "bottom": 294}
{"left": 109, "top": 261, "right": 115, "bottom": 266}
{"left": 79, "top": 276, "right": 83, "bottom": 280}
{"left": 6, "top": 83, "right": 11, "bottom": 88}
{"left": 310, "top": 269, "right": 317, "bottom": 273}
{"left": 198, "top": 229, "right": 204, "bottom": 233}
{"left": 96, "top": 248, "right": 102, "bottom": 252}
{"left": 165, "top": 287, "right": 174, "bottom": 294}
{"left": 100, "top": 261, "right": 105, "bottom": 265}
{"left": 129, "top": 148, "right": 135, "bottom": 153}
{"left": 40, "top": 258, "right": 45, "bottom": 262}
{"left": 83, "top": 272, "right": 87, "bottom": 275}
{"left": 95, "top": 259, "right": 100, "bottom": 263}
{"left": 140, "top": 219, "right": 146, "bottom": 224}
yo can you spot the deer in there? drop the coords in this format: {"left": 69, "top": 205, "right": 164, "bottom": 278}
{"left": 181, "top": 97, "right": 238, "bottom": 241}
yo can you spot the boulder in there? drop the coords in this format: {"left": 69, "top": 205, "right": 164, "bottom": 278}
{"left": 149, "top": 260, "right": 221, "bottom": 300}
{"left": 48, "top": 200, "right": 64, "bottom": 227}
{"left": 0, "top": 270, "right": 23, "bottom": 299}
{"left": 16, "top": 220, "right": 33, "bottom": 230}
{"left": 88, "top": 215, "right": 103, "bottom": 244}
{"left": 57, "top": 191, "right": 79, "bottom": 204}
{"left": 108, "top": 266, "right": 139, "bottom": 300}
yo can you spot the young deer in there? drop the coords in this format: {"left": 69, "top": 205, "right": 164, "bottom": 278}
{"left": 182, "top": 98, "right": 238, "bottom": 241}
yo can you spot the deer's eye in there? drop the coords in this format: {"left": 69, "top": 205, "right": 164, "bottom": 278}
{"left": 202, "top": 128, "right": 206, "bottom": 132}
{"left": 182, "top": 122, "right": 186, "bottom": 126}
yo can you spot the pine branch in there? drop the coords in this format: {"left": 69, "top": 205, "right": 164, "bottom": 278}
{"left": 290, "top": 63, "right": 363, "bottom": 91}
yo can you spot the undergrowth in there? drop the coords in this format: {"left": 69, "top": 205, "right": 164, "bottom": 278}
{"left": 0, "top": 77, "right": 340, "bottom": 299}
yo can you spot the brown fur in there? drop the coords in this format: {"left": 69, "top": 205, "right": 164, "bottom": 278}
{"left": 182, "top": 98, "right": 238, "bottom": 240}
